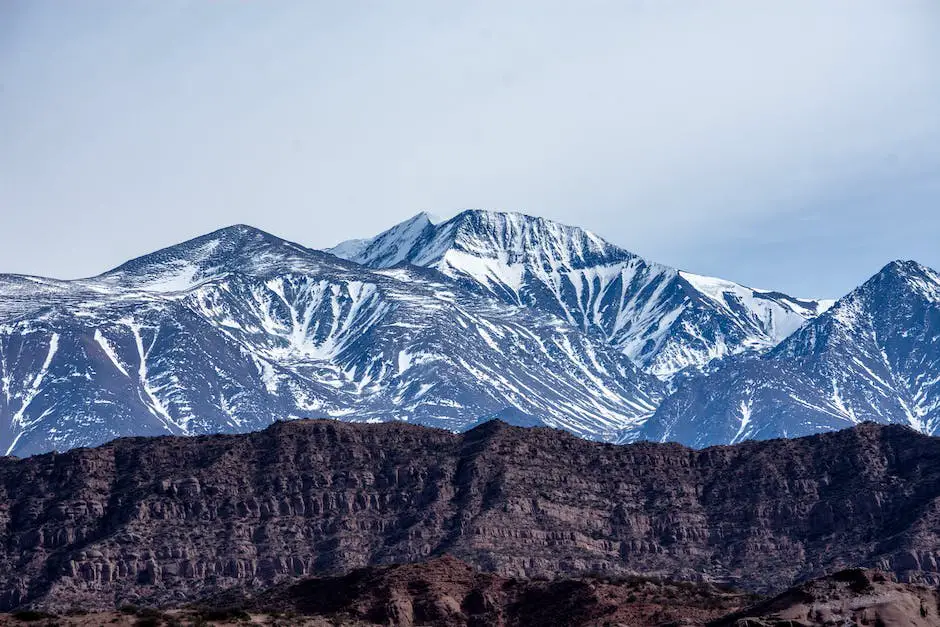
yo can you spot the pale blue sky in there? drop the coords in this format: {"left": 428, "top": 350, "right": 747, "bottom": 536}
{"left": 2, "top": 0, "right": 939, "bottom": 298}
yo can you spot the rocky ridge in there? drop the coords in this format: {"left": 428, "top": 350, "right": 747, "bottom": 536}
{"left": 1, "top": 420, "right": 939, "bottom": 612}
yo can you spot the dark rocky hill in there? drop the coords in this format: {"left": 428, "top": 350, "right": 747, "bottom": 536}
{"left": 1, "top": 419, "right": 939, "bottom": 612}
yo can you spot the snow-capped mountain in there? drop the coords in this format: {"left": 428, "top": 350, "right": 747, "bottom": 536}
{"left": 15, "top": 211, "right": 927, "bottom": 457}
{"left": 0, "top": 225, "right": 663, "bottom": 457}
{"left": 641, "top": 260, "right": 940, "bottom": 447}
{"left": 329, "top": 210, "right": 832, "bottom": 378}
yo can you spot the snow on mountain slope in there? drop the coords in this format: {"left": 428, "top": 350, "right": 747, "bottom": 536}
{"left": 0, "top": 225, "right": 663, "bottom": 456}
{"left": 679, "top": 272, "right": 835, "bottom": 341}
{"left": 329, "top": 210, "right": 831, "bottom": 378}
{"left": 327, "top": 212, "right": 439, "bottom": 268}
{"left": 640, "top": 260, "right": 940, "bottom": 447}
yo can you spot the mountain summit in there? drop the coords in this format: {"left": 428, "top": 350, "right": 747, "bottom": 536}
{"left": 643, "top": 259, "right": 940, "bottom": 446}
{"left": 330, "top": 210, "right": 832, "bottom": 377}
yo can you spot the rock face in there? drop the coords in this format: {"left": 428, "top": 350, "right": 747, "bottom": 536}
{"left": 1, "top": 420, "right": 940, "bottom": 612}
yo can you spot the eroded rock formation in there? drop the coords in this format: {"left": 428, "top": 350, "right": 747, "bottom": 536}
{"left": 1, "top": 420, "right": 939, "bottom": 611}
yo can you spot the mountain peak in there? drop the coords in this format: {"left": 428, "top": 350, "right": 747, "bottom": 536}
{"left": 860, "top": 259, "right": 940, "bottom": 303}
{"left": 445, "top": 208, "right": 597, "bottom": 236}
{"left": 775, "top": 259, "right": 940, "bottom": 351}
{"left": 328, "top": 209, "right": 833, "bottom": 378}
{"left": 881, "top": 259, "right": 937, "bottom": 280}
{"left": 444, "top": 209, "right": 613, "bottom": 255}
{"left": 885, "top": 258, "right": 927, "bottom": 270}
{"left": 214, "top": 223, "right": 267, "bottom": 235}
{"left": 333, "top": 208, "right": 633, "bottom": 271}
{"left": 413, "top": 210, "right": 439, "bottom": 224}
{"left": 448, "top": 208, "right": 544, "bottom": 225}
{"left": 327, "top": 212, "right": 438, "bottom": 268}
{"left": 646, "top": 256, "right": 940, "bottom": 448}
{"left": 189, "top": 223, "right": 288, "bottom": 250}
{"left": 93, "top": 224, "right": 331, "bottom": 292}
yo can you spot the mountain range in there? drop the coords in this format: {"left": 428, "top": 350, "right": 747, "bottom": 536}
{"left": 1, "top": 209, "right": 937, "bottom": 455}
{"left": 0, "top": 223, "right": 662, "bottom": 456}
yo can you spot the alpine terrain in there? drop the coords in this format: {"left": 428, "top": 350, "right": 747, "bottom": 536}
{"left": 4, "top": 209, "right": 940, "bottom": 456}
{"left": 643, "top": 260, "right": 940, "bottom": 447}
{"left": 330, "top": 210, "right": 832, "bottom": 378}
{"left": 0, "top": 224, "right": 662, "bottom": 457}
